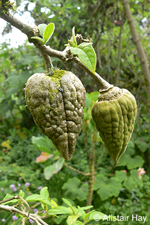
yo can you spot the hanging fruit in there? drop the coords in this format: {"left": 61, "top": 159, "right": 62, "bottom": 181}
{"left": 25, "top": 69, "right": 86, "bottom": 161}
{"left": 91, "top": 86, "right": 137, "bottom": 163}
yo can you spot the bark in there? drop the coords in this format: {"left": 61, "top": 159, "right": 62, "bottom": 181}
{"left": 123, "top": 0, "right": 150, "bottom": 126}
{"left": 116, "top": 24, "right": 123, "bottom": 86}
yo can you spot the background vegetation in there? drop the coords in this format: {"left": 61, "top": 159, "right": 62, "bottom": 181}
{"left": 0, "top": 0, "right": 150, "bottom": 224}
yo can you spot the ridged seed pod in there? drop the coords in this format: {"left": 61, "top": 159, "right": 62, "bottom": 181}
{"left": 91, "top": 86, "right": 137, "bottom": 163}
{"left": 25, "top": 69, "right": 86, "bottom": 161}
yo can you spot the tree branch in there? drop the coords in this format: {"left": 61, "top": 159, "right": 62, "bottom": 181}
{"left": 0, "top": 195, "right": 48, "bottom": 225}
{"left": 123, "top": 0, "right": 150, "bottom": 126}
{"left": 64, "top": 162, "right": 90, "bottom": 176}
{"left": 0, "top": 10, "right": 113, "bottom": 91}
{"left": 0, "top": 204, "right": 48, "bottom": 225}
{"left": 0, "top": 11, "right": 36, "bottom": 38}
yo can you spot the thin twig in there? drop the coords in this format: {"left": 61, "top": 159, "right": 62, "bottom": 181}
{"left": 107, "top": 32, "right": 111, "bottom": 83}
{"left": 116, "top": 24, "right": 123, "bottom": 86}
{"left": 22, "top": 218, "right": 26, "bottom": 225}
{"left": 0, "top": 195, "right": 18, "bottom": 204}
{"left": 18, "top": 196, "right": 31, "bottom": 218}
{"left": 64, "top": 162, "right": 90, "bottom": 176}
{"left": 124, "top": 58, "right": 137, "bottom": 77}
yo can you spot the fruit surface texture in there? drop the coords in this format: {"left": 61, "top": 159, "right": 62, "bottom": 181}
{"left": 25, "top": 69, "right": 86, "bottom": 161}
{"left": 91, "top": 86, "right": 137, "bottom": 163}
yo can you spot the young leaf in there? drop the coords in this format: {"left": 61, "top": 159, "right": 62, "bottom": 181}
{"left": 44, "top": 23, "right": 55, "bottom": 44}
{"left": 31, "top": 36, "right": 44, "bottom": 45}
{"left": 66, "top": 27, "right": 77, "bottom": 47}
{"left": 35, "top": 152, "right": 53, "bottom": 163}
{"left": 51, "top": 199, "right": 58, "bottom": 208}
{"left": 62, "top": 198, "right": 73, "bottom": 207}
{"left": 80, "top": 206, "right": 93, "bottom": 210}
{"left": 48, "top": 206, "right": 72, "bottom": 215}
{"left": 40, "top": 187, "right": 49, "bottom": 199}
{"left": 26, "top": 194, "right": 43, "bottom": 201}
{"left": 72, "top": 27, "right": 77, "bottom": 47}
{"left": 38, "top": 24, "right": 47, "bottom": 38}
{"left": 76, "top": 206, "right": 85, "bottom": 220}
{"left": 84, "top": 210, "right": 95, "bottom": 222}
{"left": 70, "top": 43, "right": 96, "bottom": 73}
{"left": 25, "top": 194, "right": 54, "bottom": 207}
{"left": 19, "top": 190, "right": 25, "bottom": 199}
{"left": 32, "top": 136, "right": 56, "bottom": 153}
{"left": 67, "top": 215, "right": 79, "bottom": 225}
{"left": 44, "top": 158, "right": 64, "bottom": 180}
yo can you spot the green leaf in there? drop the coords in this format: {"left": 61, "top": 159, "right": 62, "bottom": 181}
{"left": 123, "top": 170, "right": 143, "bottom": 191}
{"left": 53, "top": 215, "right": 67, "bottom": 224}
{"left": 134, "top": 139, "right": 149, "bottom": 152}
{"left": 31, "top": 136, "right": 56, "bottom": 153}
{"left": 48, "top": 206, "right": 72, "bottom": 215}
{"left": 40, "top": 187, "right": 49, "bottom": 199}
{"left": 26, "top": 194, "right": 44, "bottom": 201}
{"left": 70, "top": 43, "right": 96, "bottom": 73}
{"left": 5, "top": 87, "right": 20, "bottom": 98}
{"left": 19, "top": 190, "right": 25, "bottom": 199}
{"left": 86, "top": 92, "right": 99, "bottom": 105}
{"left": 26, "top": 194, "right": 54, "bottom": 206}
{"left": 0, "top": 99, "right": 15, "bottom": 115}
{"left": 76, "top": 206, "right": 85, "bottom": 219}
{"left": 62, "top": 177, "right": 81, "bottom": 200}
{"left": 2, "top": 194, "right": 18, "bottom": 205}
{"left": 115, "top": 171, "right": 127, "bottom": 182}
{"left": 38, "top": 24, "right": 47, "bottom": 38}
{"left": 67, "top": 215, "right": 79, "bottom": 225}
{"left": 31, "top": 36, "right": 45, "bottom": 45}
{"left": 116, "top": 155, "right": 144, "bottom": 170}
{"left": 84, "top": 210, "right": 95, "bottom": 222}
{"left": 94, "top": 174, "right": 107, "bottom": 190}
{"left": 67, "top": 27, "right": 77, "bottom": 47}
{"left": 76, "top": 183, "right": 88, "bottom": 201}
{"left": 44, "top": 23, "right": 55, "bottom": 44}
{"left": 62, "top": 178, "right": 88, "bottom": 201}
{"left": 80, "top": 206, "right": 93, "bottom": 211}
{"left": 88, "top": 211, "right": 108, "bottom": 221}
{"left": 62, "top": 198, "right": 73, "bottom": 207}
{"left": 94, "top": 175, "right": 122, "bottom": 200}
{"left": 44, "top": 158, "right": 64, "bottom": 180}
{"left": 74, "top": 221, "right": 84, "bottom": 225}
{"left": 55, "top": 158, "right": 65, "bottom": 170}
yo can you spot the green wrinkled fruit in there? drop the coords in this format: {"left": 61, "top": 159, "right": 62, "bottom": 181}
{"left": 25, "top": 69, "right": 86, "bottom": 161}
{"left": 91, "top": 86, "right": 137, "bottom": 163}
